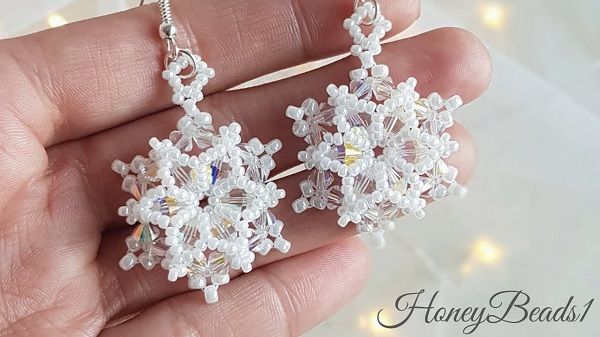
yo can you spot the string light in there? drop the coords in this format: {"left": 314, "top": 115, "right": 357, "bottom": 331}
{"left": 473, "top": 238, "right": 503, "bottom": 264}
{"left": 480, "top": 3, "right": 507, "bottom": 30}
{"left": 47, "top": 13, "right": 68, "bottom": 28}
{"left": 358, "top": 310, "right": 396, "bottom": 336}
{"left": 461, "top": 238, "right": 504, "bottom": 276}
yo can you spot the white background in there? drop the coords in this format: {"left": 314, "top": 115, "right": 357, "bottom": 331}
{"left": 1, "top": 0, "right": 598, "bottom": 336}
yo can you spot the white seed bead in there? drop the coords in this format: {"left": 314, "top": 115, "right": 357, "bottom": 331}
{"left": 204, "top": 285, "right": 218, "bottom": 304}
{"left": 119, "top": 253, "right": 137, "bottom": 271}
{"left": 189, "top": 277, "right": 207, "bottom": 290}
{"left": 292, "top": 198, "right": 310, "bottom": 213}
{"left": 274, "top": 236, "right": 291, "bottom": 253}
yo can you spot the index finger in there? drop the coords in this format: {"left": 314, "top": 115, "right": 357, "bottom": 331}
{"left": 0, "top": 0, "right": 420, "bottom": 147}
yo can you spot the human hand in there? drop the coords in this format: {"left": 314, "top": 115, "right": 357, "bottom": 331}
{"left": 0, "top": 0, "right": 489, "bottom": 336}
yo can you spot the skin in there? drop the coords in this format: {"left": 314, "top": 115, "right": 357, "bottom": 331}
{"left": 0, "top": 0, "right": 491, "bottom": 336}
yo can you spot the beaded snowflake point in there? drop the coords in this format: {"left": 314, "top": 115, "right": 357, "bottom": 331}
{"left": 287, "top": 0, "right": 467, "bottom": 248}
{"left": 113, "top": 52, "right": 289, "bottom": 304}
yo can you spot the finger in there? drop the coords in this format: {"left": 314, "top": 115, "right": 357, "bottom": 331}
{"left": 99, "top": 237, "right": 370, "bottom": 337}
{"left": 94, "top": 123, "right": 473, "bottom": 321}
{"left": 0, "top": 0, "right": 420, "bottom": 147}
{"left": 49, "top": 27, "right": 490, "bottom": 228}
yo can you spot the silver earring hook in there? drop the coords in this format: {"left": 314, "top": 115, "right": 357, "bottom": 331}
{"left": 139, "top": 0, "right": 198, "bottom": 79}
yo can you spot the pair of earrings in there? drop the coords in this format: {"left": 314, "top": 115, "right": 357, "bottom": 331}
{"left": 113, "top": 0, "right": 466, "bottom": 303}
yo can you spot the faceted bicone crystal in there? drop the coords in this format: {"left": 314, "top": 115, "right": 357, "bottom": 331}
{"left": 211, "top": 218, "right": 237, "bottom": 240}
{"left": 420, "top": 116, "right": 445, "bottom": 136}
{"left": 398, "top": 140, "right": 430, "bottom": 165}
{"left": 372, "top": 77, "right": 395, "bottom": 101}
{"left": 155, "top": 196, "right": 180, "bottom": 216}
{"left": 248, "top": 231, "right": 268, "bottom": 251}
{"left": 414, "top": 98, "right": 431, "bottom": 117}
{"left": 169, "top": 126, "right": 214, "bottom": 152}
{"left": 326, "top": 185, "right": 343, "bottom": 210}
{"left": 122, "top": 175, "right": 142, "bottom": 200}
{"left": 207, "top": 252, "right": 229, "bottom": 276}
{"left": 309, "top": 170, "right": 334, "bottom": 191}
{"left": 170, "top": 130, "right": 194, "bottom": 152}
{"left": 254, "top": 210, "right": 277, "bottom": 231}
{"left": 121, "top": 160, "right": 158, "bottom": 200}
{"left": 354, "top": 170, "right": 376, "bottom": 195}
{"left": 387, "top": 168, "right": 408, "bottom": 194}
{"left": 379, "top": 201, "right": 403, "bottom": 220}
{"left": 305, "top": 103, "right": 336, "bottom": 144}
{"left": 217, "top": 189, "right": 253, "bottom": 207}
{"left": 420, "top": 160, "right": 449, "bottom": 195}
{"left": 350, "top": 77, "right": 395, "bottom": 101}
{"left": 193, "top": 127, "right": 215, "bottom": 149}
{"left": 238, "top": 145, "right": 270, "bottom": 183}
{"left": 204, "top": 159, "right": 229, "bottom": 185}
{"left": 172, "top": 167, "right": 194, "bottom": 187}
{"left": 336, "top": 143, "right": 363, "bottom": 165}
{"left": 357, "top": 207, "right": 380, "bottom": 234}
{"left": 132, "top": 223, "right": 159, "bottom": 243}
{"left": 350, "top": 79, "right": 373, "bottom": 101}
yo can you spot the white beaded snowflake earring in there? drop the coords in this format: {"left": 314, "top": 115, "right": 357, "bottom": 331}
{"left": 286, "top": 0, "right": 467, "bottom": 248}
{"left": 112, "top": 0, "right": 290, "bottom": 304}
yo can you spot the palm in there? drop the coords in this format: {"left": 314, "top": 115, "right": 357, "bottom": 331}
{"left": 0, "top": 0, "right": 489, "bottom": 336}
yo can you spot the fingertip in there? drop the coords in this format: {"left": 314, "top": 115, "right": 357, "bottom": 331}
{"left": 382, "top": 0, "right": 422, "bottom": 33}
{"left": 329, "top": 236, "right": 372, "bottom": 284}
{"left": 425, "top": 27, "right": 492, "bottom": 102}
{"left": 385, "top": 27, "right": 492, "bottom": 104}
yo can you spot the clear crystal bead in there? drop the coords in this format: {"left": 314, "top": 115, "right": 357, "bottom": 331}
{"left": 309, "top": 170, "right": 334, "bottom": 192}
{"left": 154, "top": 196, "right": 181, "bottom": 216}
{"left": 207, "top": 159, "right": 229, "bottom": 185}
{"left": 217, "top": 189, "right": 254, "bottom": 207}
{"left": 326, "top": 185, "right": 343, "bottom": 210}
{"left": 350, "top": 79, "right": 373, "bottom": 101}
{"left": 335, "top": 143, "right": 363, "bottom": 165}
{"left": 400, "top": 140, "right": 430, "bottom": 164}
{"left": 207, "top": 252, "right": 229, "bottom": 275}
{"left": 248, "top": 230, "right": 268, "bottom": 251}
{"left": 414, "top": 98, "right": 431, "bottom": 117}
{"left": 193, "top": 126, "right": 215, "bottom": 149}
{"left": 170, "top": 126, "right": 214, "bottom": 152}
{"left": 305, "top": 103, "right": 336, "bottom": 144}
{"left": 170, "top": 130, "right": 193, "bottom": 152}
{"left": 354, "top": 170, "right": 376, "bottom": 195}
{"left": 420, "top": 160, "right": 449, "bottom": 195}
{"left": 372, "top": 77, "right": 395, "bottom": 101}
{"left": 211, "top": 218, "right": 238, "bottom": 241}
{"left": 132, "top": 223, "right": 158, "bottom": 243}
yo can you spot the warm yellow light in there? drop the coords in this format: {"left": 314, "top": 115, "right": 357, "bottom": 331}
{"left": 461, "top": 262, "right": 474, "bottom": 276}
{"left": 358, "top": 315, "right": 369, "bottom": 330}
{"left": 473, "top": 238, "right": 503, "bottom": 265}
{"left": 357, "top": 310, "right": 395, "bottom": 336}
{"left": 480, "top": 3, "right": 507, "bottom": 30}
{"left": 47, "top": 14, "right": 68, "bottom": 28}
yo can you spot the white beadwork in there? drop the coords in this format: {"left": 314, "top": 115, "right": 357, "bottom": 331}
{"left": 113, "top": 53, "right": 288, "bottom": 303}
{"left": 287, "top": 0, "right": 466, "bottom": 248}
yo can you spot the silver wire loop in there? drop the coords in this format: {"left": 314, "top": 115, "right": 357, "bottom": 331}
{"left": 166, "top": 49, "right": 198, "bottom": 80}
{"left": 354, "top": 0, "right": 381, "bottom": 26}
